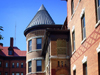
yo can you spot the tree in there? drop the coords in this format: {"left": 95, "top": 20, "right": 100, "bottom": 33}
{"left": 0, "top": 26, "right": 3, "bottom": 40}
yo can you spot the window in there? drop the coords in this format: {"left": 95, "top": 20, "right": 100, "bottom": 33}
{"left": 28, "top": 40, "right": 32, "bottom": 51}
{"left": 73, "top": 70, "right": 76, "bottom": 75}
{"left": 36, "top": 60, "right": 42, "bottom": 71}
{"left": 96, "top": 0, "right": 100, "bottom": 21}
{"left": 0, "top": 72, "right": 1, "bottom": 75}
{"left": 61, "top": 61, "right": 63, "bottom": 67}
{"left": 28, "top": 61, "right": 32, "bottom": 73}
{"left": 12, "top": 73, "right": 14, "bottom": 75}
{"left": 6, "top": 63, "right": 8, "bottom": 68}
{"left": 71, "top": 0, "right": 74, "bottom": 15}
{"left": 72, "top": 31, "right": 75, "bottom": 51}
{"left": 9, "top": 50, "right": 13, "bottom": 55}
{"left": 12, "top": 63, "right": 14, "bottom": 68}
{"left": 16, "top": 73, "right": 19, "bottom": 75}
{"left": 17, "top": 63, "right": 19, "bottom": 68}
{"left": 81, "top": 14, "right": 86, "bottom": 40}
{"left": 0, "top": 61, "right": 1, "bottom": 67}
{"left": 21, "top": 73, "right": 23, "bottom": 75}
{"left": 65, "top": 61, "right": 67, "bottom": 67}
{"left": 21, "top": 63, "right": 23, "bottom": 68}
{"left": 58, "top": 61, "right": 60, "bottom": 67}
{"left": 36, "top": 38, "right": 42, "bottom": 49}
{"left": 98, "top": 52, "right": 100, "bottom": 75}
{"left": 5, "top": 72, "right": 8, "bottom": 75}
{"left": 83, "top": 62, "right": 87, "bottom": 75}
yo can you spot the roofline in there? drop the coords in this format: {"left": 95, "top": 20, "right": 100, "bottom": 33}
{"left": 24, "top": 24, "right": 62, "bottom": 36}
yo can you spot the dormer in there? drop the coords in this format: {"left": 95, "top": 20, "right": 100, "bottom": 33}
{"left": 8, "top": 37, "right": 14, "bottom": 55}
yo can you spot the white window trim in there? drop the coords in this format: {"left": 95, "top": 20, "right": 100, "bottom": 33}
{"left": 82, "top": 55, "right": 87, "bottom": 64}
{"left": 80, "top": 8, "right": 85, "bottom": 18}
{"left": 26, "top": 71, "right": 45, "bottom": 75}
{"left": 95, "top": 20, "right": 100, "bottom": 28}
{"left": 26, "top": 57, "right": 44, "bottom": 63}
{"left": 96, "top": 43, "right": 100, "bottom": 53}
{"left": 27, "top": 49, "right": 42, "bottom": 54}
{"left": 81, "top": 37, "right": 86, "bottom": 44}
{"left": 49, "top": 55, "right": 69, "bottom": 59}
{"left": 27, "top": 36, "right": 44, "bottom": 42}
{"left": 73, "top": 64, "right": 76, "bottom": 71}
{"left": 72, "top": 26, "right": 75, "bottom": 32}
{"left": 72, "top": 50, "right": 76, "bottom": 55}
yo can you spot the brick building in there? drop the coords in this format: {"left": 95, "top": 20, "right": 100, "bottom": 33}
{"left": 24, "top": 0, "right": 100, "bottom": 75}
{"left": 24, "top": 4, "right": 70, "bottom": 75}
{"left": 0, "top": 38, "right": 26, "bottom": 75}
{"left": 65, "top": 0, "right": 100, "bottom": 75}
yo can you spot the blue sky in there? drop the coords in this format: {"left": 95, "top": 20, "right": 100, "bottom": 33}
{"left": 0, "top": 0, "right": 67, "bottom": 51}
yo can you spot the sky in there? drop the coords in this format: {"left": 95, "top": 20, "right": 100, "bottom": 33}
{"left": 0, "top": 0, "right": 67, "bottom": 51}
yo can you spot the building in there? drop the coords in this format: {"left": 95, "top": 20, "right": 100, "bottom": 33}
{"left": 66, "top": 0, "right": 100, "bottom": 75}
{"left": 24, "top": 4, "right": 71, "bottom": 75}
{"left": 24, "top": 0, "right": 100, "bottom": 75}
{"left": 0, "top": 38, "right": 26, "bottom": 75}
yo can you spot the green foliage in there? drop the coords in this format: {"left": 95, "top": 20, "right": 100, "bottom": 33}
{"left": 0, "top": 26, "right": 3, "bottom": 40}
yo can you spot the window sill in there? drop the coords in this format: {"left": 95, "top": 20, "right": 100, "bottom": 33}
{"left": 27, "top": 49, "right": 42, "bottom": 54}
{"left": 81, "top": 37, "right": 86, "bottom": 44}
{"left": 72, "top": 50, "right": 76, "bottom": 55}
{"left": 95, "top": 20, "right": 100, "bottom": 28}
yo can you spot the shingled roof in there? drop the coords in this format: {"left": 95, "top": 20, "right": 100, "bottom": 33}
{"left": 26, "top": 4, "right": 55, "bottom": 29}
{"left": 0, "top": 45, "right": 26, "bottom": 57}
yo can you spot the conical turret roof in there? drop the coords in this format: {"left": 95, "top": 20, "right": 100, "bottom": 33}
{"left": 26, "top": 4, "right": 55, "bottom": 29}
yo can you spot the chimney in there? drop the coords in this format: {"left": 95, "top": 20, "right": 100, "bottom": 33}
{"left": 10, "top": 37, "right": 13, "bottom": 48}
{"left": 0, "top": 43, "right": 3, "bottom": 46}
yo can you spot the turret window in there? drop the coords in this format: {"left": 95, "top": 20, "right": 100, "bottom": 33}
{"left": 36, "top": 38, "right": 42, "bottom": 49}
{"left": 36, "top": 60, "right": 42, "bottom": 71}
{"left": 9, "top": 50, "right": 13, "bottom": 55}
{"left": 28, "top": 61, "right": 32, "bottom": 73}
{"left": 28, "top": 40, "right": 32, "bottom": 51}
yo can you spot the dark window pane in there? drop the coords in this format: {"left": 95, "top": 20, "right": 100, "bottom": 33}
{"left": 28, "top": 40, "right": 32, "bottom": 51}
{"left": 81, "top": 15, "right": 86, "bottom": 40}
{"left": 36, "top": 60, "right": 42, "bottom": 71}
{"left": 0, "top": 62, "right": 1, "bottom": 67}
{"left": 9, "top": 50, "right": 12, "bottom": 55}
{"left": 73, "top": 70, "right": 76, "bottom": 75}
{"left": 28, "top": 61, "right": 31, "bottom": 73}
{"left": 83, "top": 63, "right": 87, "bottom": 75}
{"left": 36, "top": 38, "right": 42, "bottom": 49}
{"left": 72, "top": 31, "right": 75, "bottom": 51}
{"left": 12, "top": 63, "right": 14, "bottom": 68}
{"left": 98, "top": 0, "right": 100, "bottom": 6}
{"left": 17, "top": 63, "right": 19, "bottom": 68}
{"left": 21, "top": 63, "right": 23, "bottom": 68}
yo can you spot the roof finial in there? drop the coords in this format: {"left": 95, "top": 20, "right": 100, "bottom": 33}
{"left": 38, "top": 4, "right": 46, "bottom": 11}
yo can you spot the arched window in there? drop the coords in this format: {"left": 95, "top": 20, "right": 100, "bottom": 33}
{"left": 71, "top": 0, "right": 74, "bottom": 15}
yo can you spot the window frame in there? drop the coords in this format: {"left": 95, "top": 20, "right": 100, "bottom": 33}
{"left": 16, "top": 73, "right": 19, "bottom": 75}
{"left": 81, "top": 14, "right": 86, "bottom": 40}
{"left": 72, "top": 31, "right": 75, "bottom": 52}
{"left": 21, "top": 72, "right": 23, "bottom": 75}
{"left": 12, "top": 73, "right": 14, "bottom": 75}
{"left": 28, "top": 40, "right": 32, "bottom": 52}
{"left": 83, "top": 62, "right": 87, "bottom": 75}
{"left": 36, "top": 38, "right": 42, "bottom": 49}
{"left": 28, "top": 61, "right": 32, "bottom": 73}
{"left": 16, "top": 63, "right": 19, "bottom": 68}
{"left": 12, "top": 63, "right": 14, "bottom": 68}
{"left": 5, "top": 62, "right": 8, "bottom": 68}
{"left": 21, "top": 63, "right": 23, "bottom": 68}
{"left": 73, "top": 70, "right": 76, "bottom": 75}
{"left": 0, "top": 61, "right": 1, "bottom": 67}
{"left": 36, "top": 60, "right": 42, "bottom": 72}
{"left": 9, "top": 50, "right": 13, "bottom": 55}
{"left": 71, "top": 0, "right": 74, "bottom": 15}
